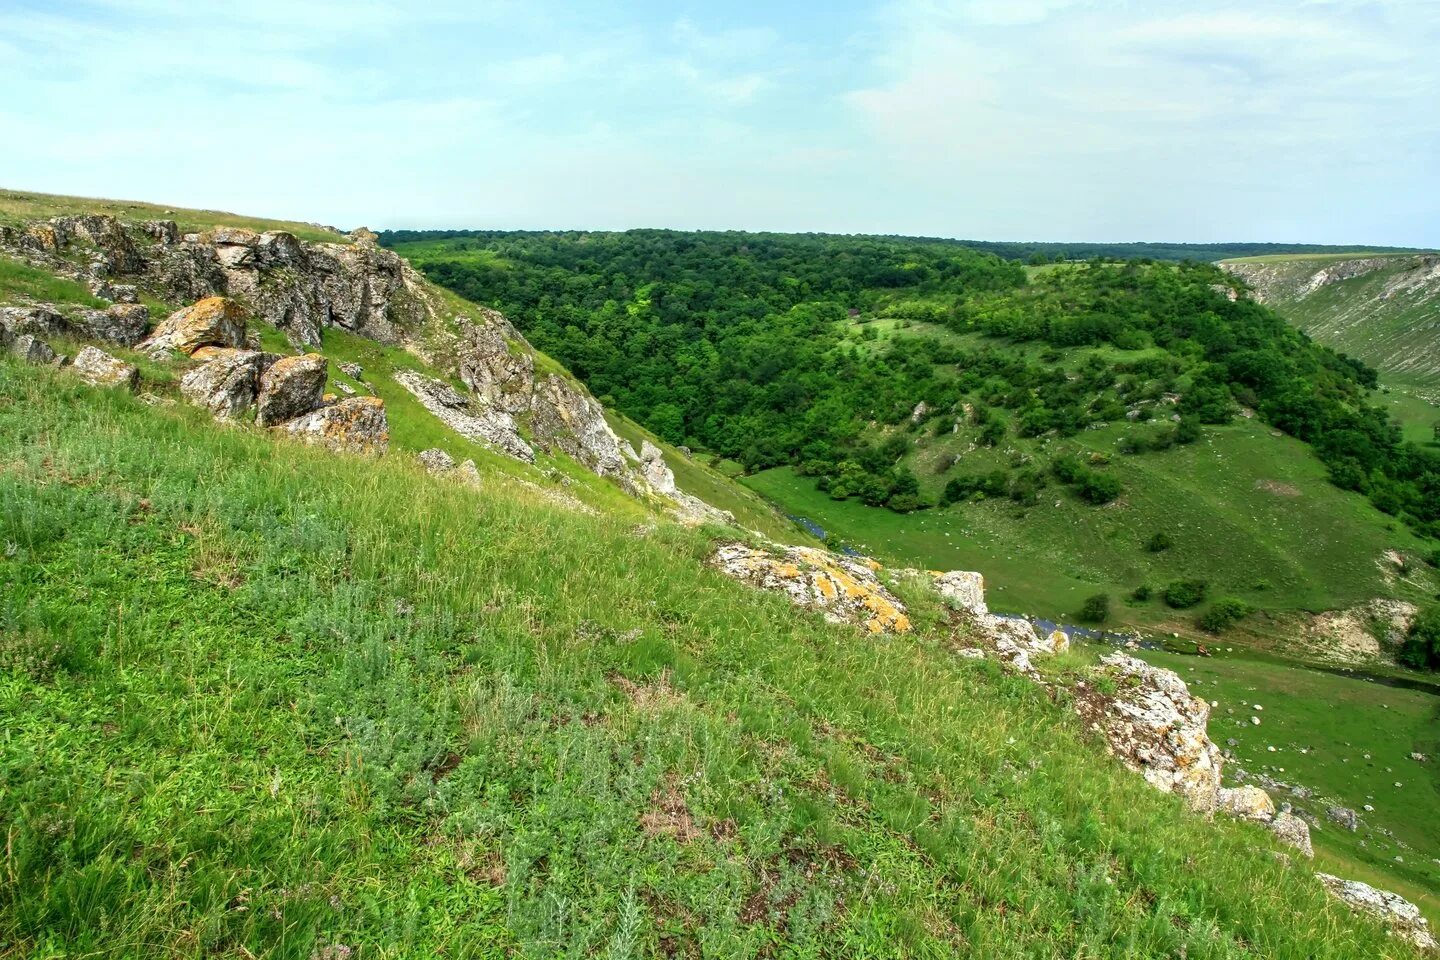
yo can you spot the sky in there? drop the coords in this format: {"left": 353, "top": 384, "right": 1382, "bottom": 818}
{"left": 3, "top": 0, "right": 1439, "bottom": 245}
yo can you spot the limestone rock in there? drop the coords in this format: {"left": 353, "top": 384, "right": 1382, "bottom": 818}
{"left": 141, "top": 296, "right": 247, "bottom": 357}
{"left": 1268, "top": 811, "right": 1313, "bottom": 857}
{"left": 710, "top": 542, "right": 910, "bottom": 635}
{"left": 180, "top": 350, "right": 265, "bottom": 419}
{"left": 339, "top": 361, "right": 364, "bottom": 380}
{"left": 278, "top": 396, "right": 388, "bottom": 454}
{"left": 530, "top": 374, "right": 632, "bottom": 482}
{"left": 1326, "top": 805, "right": 1359, "bottom": 831}
{"left": 393, "top": 369, "right": 535, "bottom": 463}
{"left": 1316, "top": 874, "right": 1437, "bottom": 952}
{"left": 7, "top": 334, "right": 58, "bottom": 365}
{"left": 1217, "top": 785, "right": 1276, "bottom": 822}
{"left": 72, "top": 346, "right": 138, "bottom": 390}
{"left": 638, "top": 440, "right": 678, "bottom": 496}
{"left": 1077, "top": 653, "right": 1223, "bottom": 812}
{"left": 635, "top": 439, "right": 734, "bottom": 526}
{"left": 0, "top": 306, "right": 68, "bottom": 341}
{"left": 257, "top": 353, "right": 327, "bottom": 426}
{"left": 77, "top": 303, "right": 150, "bottom": 346}
{"left": 417, "top": 448, "right": 456, "bottom": 474}
{"left": 933, "top": 570, "right": 987, "bottom": 616}
{"left": 457, "top": 459, "right": 482, "bottom": 485}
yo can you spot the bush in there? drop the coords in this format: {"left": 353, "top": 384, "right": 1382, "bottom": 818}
{"left": 1078, "top": 593, "right": 1111, "bottom": 623}
{"left": 1130, "top": 584, "right": 1153, "bottom": 602}
{"left": 1163, "top": 579, "right": 1208, "bottom": 609}
{"left": 1198, "top": 597, "right": 1251, "bottom": 633}
{"left": 1145, "top": 532, "right": 1173, "bottom": 553}
{"left": 1427, "top": 548, "right": 1440, "bottom": 569}
{"left": 1077, "top": 472, "right": 1122, "bottom": 505}
{"left": 1398, "top": 607, "right": 1440, "bottom": 670}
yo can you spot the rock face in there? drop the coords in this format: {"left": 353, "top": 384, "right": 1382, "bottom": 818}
{"left": 141, "top": 297, "right": 248, "bottom": 357}
{"left": 635, "top": 440, "right": 735, "bottom": 526}
{"left": 256, "top": 353, "right": 327, "bottom": 426}
{"left": 710, "top": 542, "right": 911, "bottom": 635}
{"left": 78, "top": 303, "right": 150, "bottom": 346}
{"left": 71, "top": 346, "right": 138, "bottom": 390}
{"left": 278, "top": 396, "right": 388, "bottom": 454}
{"left": 180, "top": 350, "right": 268, "bottom": 419}
{"left": 393, "top": 369, "right": 535, "bottom": 463}
{"left": 933, "top": 570, "right": 987, "bottom": 616}
{"left": 1077, "top": 652, "right": 1223, "bottom": 812}
{"left": 1304, "top": 598, "right": 1419, "bottom": 664}
{"left": 1316, "top": 874, "right": 1438, "bottom": 952}
{"left": 530, "top": 374, "right": 632, "bottom": 483}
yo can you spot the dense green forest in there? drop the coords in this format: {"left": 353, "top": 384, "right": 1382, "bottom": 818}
{"left": 385, "top": 230, "right": 1440, "bottom": 540}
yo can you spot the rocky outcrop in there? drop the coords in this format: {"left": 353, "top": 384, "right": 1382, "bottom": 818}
{"left": 256, "top": 353, "right": 327, "bottom": 426}
{"left": 6, "top": 334, "right": 59, "bottom": 365}
{"left": 710, "top": 542, "right": 911, "bottom": 635}
{"left": 140, "top": 296, "right": 248, "bottom": 357}
{"left": 180, "top": 350, "right": 268, "bottom": 420}
{"left": 278, "top": 396, "right": 388, "bottom": 454}
{"left": 1316, "top": 874, "right": 1437, "bottom": 952}
{"left": 530, "top": 374, "right": 632, "bottom": 483}
{"left": 393, "top": 369, "right": 535, "bottom": 463}
{"left": 1076, "top": 652, "right": 1223, "bottom": 813}
{"left": 635, "top": 440, "right": 735, "bottom": 526}
{"left": 72, "top": 346, "right": 138, "bottom": 390}
{"left": 932, "top": 570, "right": 987, "bottom": 616}
{"left": 1, "top": 305, "right": 67, "bottom": 339}
{"left": 1216, "top": 785, "right": 1275, "bottom": 822}
{"left": 77, "top": 303, "right": 150, "bottom": 346}
{"left": 1304, "top": 599, "right": 1418, "bottom": 665}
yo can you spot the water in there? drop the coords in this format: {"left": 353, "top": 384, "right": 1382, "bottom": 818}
{"left": 995, "top": 613, "right": 1164, "bottom": 651}
{"left": 788, "top": 516, "right": 862, "bottom": 556}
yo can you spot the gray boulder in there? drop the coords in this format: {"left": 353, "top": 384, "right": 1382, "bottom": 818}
{"left": 417, "top": 448, "right": 456, "bottom": 474}
{"left": 7, "top": 334, "right": 58, "bottom": 365}
{"left": 1317, "top": 874, "right": 1437, "bottom": 951}
{"left": 72, "top": 346, "right": 138, "bottom": 390}
{"left": 1268, "top": 811, "right": 1313, "bottom": 857}
{"left": 256, "top": 353, "right": 327, "bottom": 426}
{"left": 77, "top": 303, "right": 150, "bottom": 346}
{"left": 180, "top": 349, "right": 266, "bottom": 419}
{"left": 277, "top": 396, "right": 388, "bottom": 454}
{"left": 0, "top": 305, "right": 67, "bottom": 339}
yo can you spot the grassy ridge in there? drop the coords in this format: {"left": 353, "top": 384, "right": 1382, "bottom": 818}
{"left": 0, "top": 359, "right": 1414, "bottom": 958}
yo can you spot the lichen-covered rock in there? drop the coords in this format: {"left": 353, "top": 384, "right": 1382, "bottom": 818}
{"left": 339, "top": 361, "right": 364, "bottom": 380}
{"left": 1316, "top": 874, "right": 1437, "bottom": 951}
{"left": 278, "top": 396, "right": 388, "bottom": 454}
{"left": 1077, "top": 652, "right": 1223, "bottom": 812}
{"left": 710, "top": 542, "right": 910, "bottom": 635}
{"left": 257, "top": 353, "right": 327, "bottom": 426}
{"left": 0, "top": 305, "right": 68, "bottom": 339}
{"left": 417, "top": 448, "right": 456, "bottom": 474}
{"left": 933, "top": 570, "right": 987, "bottom": 616}
{"left": 393, "top": 369, "right": 535, "bottom": 463}
{"left": 1268, "top": 810, "right": 1313, "bottom": 857}
{"left": 72, "top": 346, "right": 138, "bottom": 390}
{"left": 7, "top": 334, "right": 58, "bottom": 365}
{"left": 180, "top": 349, "right": 265, "bottom": 419}
{"left": 77, "top": 303, "right": 150, "bottom": 346}
{"left": 140, "top": 296, "right": 247, "bottom": 357}
{"left": 1326, "top": 805, "right": 1360, "bottom": 831}
{"left": 530, "top": 374, "right": 632, "bottom": 482}
{"left": 1217, "top": 785, "right": 1276, "bottom": 822}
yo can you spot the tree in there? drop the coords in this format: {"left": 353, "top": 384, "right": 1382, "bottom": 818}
{"left": 1198, "top": 598, "right": 1251, "bottom": 633}
{"left": 1398, "top": 607, "right": 1440, "bottom": 670}
{"left": 1163, "top": 579, "right": 1208, "bottom": 609}
{"left": 1079, "top": 593, "right": 1111, "bottom": 623}
{"left": 1145, "top": 532, "right": 1173, "bottom": 553}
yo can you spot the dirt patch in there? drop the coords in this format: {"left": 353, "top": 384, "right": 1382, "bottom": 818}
{"left": 640, "top": 774, "right": 700, "bottom": 843}
{"left": 1255, "top": 479, "right": 1301, "bottom": 497}
{"left": 611, "top": 670, "right": 685, "bottom": 713}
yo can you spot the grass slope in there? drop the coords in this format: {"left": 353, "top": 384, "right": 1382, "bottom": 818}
{"left": 1, "top": 188, "right": 349, "bottom": 245}
{"left": 0, "top": 358, "right": 1417, "bottom": 958}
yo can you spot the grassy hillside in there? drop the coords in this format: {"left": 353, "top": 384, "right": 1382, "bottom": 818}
{"left": 1, "top": 357, "right": 1420, "bottom": 958}
{"left": 0, "top": 188, "right": 348, "bottom": 244}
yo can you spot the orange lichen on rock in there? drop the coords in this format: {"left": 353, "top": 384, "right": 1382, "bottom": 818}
{"left": 710, "top": 542, "right": 910, "bottom": 634}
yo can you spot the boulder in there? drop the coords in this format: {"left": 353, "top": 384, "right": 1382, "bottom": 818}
{"left": 180, "top": 350, "right": 266, "bottom": 419}
{"left": 1217, "top": 785, "right": 1276, "bottom": 822}
{"left": 72, "top": 346, "right": 138, "bottom": 390}
{"left": 1326, "top": 805, "right": 1359, "bottom": 831}
{"left": 7, "top": 334, "right": 58, "bottom": 365}
{"left": 1268, "top": 810, "right": 1313, "bottom": 857}
{"left": 417, "top": 448, "right": 456, "bottom": 474}
{"left": 933, "top": 570, "right": 987, "bottom": 616}
{"left": 339, "top": 361, "right": 364, "bottom": 380}
{"left": 256, "top": 353, "right": 327, "bottom": 426}
{"left": 0, "top": 305, "right": 67, "bottom": 339}
{"left": 1316, "top": 874, "right": 1437, "bottom": 952}
{"left": 710, "top": 542, "right": 911, "bottom": 635}
{"left": 457, "top": 459, "right": 482, "bottom": 485}
{"left": 77, "top": 303, "right": 150, "bottom": 346}
{"left": 1076, "top": 653, "right": 1223, "bottom": 812}
{"left": 638, "top": 440, "right": 678, "bottom": 496}
{"left": 277, "top": 396, "right": 388, "bottom": 454}
{"left": 140, "top": 296, "right": 247, "bottom": 357}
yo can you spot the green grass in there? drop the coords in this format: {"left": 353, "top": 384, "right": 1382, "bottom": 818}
{"left": 0, "top": 357, "right": 1420, "bottom": 958}
{"left": 0, "top": 254, "right": 108, "bottom": 309}
{"left": 742, "top": 412, "right": 1437, "bottom": 641}
{"left": 0, "top": 188, "right": 349, "bottom": 245}
{"left": 1137, "top": 649, "right": 1440, "bottom": 928}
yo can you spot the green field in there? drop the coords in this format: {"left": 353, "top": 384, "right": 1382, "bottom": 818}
{"left": 4, "top": 358, "right": 1421, "bottom": 957}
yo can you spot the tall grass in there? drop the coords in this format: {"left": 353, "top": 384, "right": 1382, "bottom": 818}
{"left": 0, "top": 359, "right": 1416, "bottom": 958}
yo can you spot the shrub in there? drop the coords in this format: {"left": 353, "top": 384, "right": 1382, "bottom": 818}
{"left": 1427, "top": 548, "right": 1440, "bottom": 569}
{"left": 1130, "top": 585, "right": 1152, "bottom": 603}
{"left": 1198, "top": 598, "right": 1251, "bottom": 633}
{"left": 1398, "top": 607, "right": 1440, "bottom": 670}
{"left": 1163, "top": 579, "right": 1208, "bottom": 609}
{"left": 1077, "top": 472, "right": 1122, "bottom": 505}
{"left": 1078, "top": 593, "right": 1111, "bottom": 623}
{"left": 1145, "top": 532, "right": 1172, "bottom": 553}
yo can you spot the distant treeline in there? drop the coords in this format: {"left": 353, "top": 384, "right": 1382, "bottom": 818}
{"left": 379, "top": 228, "right": 1425, "bottom": 264}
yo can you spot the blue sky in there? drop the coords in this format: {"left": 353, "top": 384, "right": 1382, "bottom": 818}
{"left": 3, "top": 0, "right": 1438, "bottom": 244}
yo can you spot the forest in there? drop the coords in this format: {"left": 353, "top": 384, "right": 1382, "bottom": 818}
{"left": 384, "top": 229, "right": 1440, "bottom": 540}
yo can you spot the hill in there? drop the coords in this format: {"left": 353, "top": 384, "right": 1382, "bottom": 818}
{"left": 3, "top": 191, "right": 1437, "bottom": 955}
